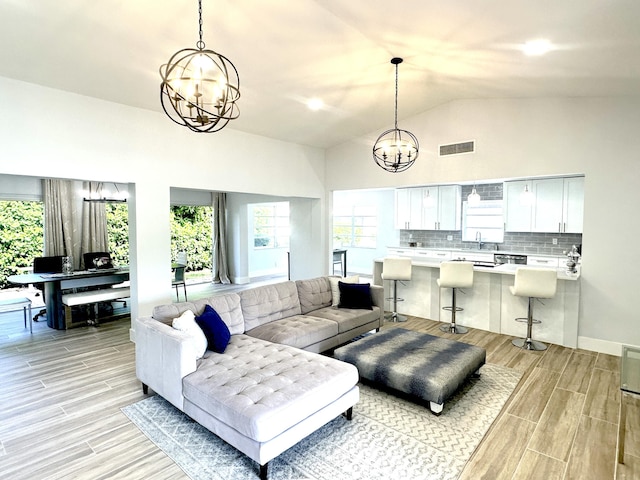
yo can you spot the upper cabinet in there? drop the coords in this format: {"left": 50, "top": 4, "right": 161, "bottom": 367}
{"left": 395, "top": 185, "right": 461, "bottom": 230}
{"left": 504, "top": 176, "right": 584, "bottom": 233}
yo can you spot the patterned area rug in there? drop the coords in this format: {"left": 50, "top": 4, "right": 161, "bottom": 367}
{"left": 122, "top": 364, "right": 521, "bottom": 480}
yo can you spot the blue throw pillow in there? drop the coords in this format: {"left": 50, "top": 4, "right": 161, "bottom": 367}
{"left": 195, "top": 304, "right": 231, "bottom": 353}
{"left": 338, "top": 281, "right": 373, "bottom": 310}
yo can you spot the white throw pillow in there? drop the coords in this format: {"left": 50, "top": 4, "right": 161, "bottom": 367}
{"left": 172, "top": 310, "right": 207, "bottom": 359}
{"left": 329, "top": 275, "right": 360, "bottom": 306}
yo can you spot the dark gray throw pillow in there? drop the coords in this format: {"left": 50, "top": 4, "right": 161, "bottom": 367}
{"left": 338, "top": 281, "right": 373, "bottom": 310}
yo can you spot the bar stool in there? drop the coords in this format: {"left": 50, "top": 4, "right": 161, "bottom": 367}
{"left": 381, "top": 257, "right": 412, "bottom": 322}
{"left": 438, "top": 261, "right": 474, "bottom": 334}
{"left": 510, "top": 267, "right": 558, "bottom": 351}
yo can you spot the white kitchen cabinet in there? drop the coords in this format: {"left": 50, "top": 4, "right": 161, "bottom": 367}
{"left": 505, "top": 176, "right": 584, "bottom": 233}
{"left": 421, "top": 185, "right": 461, "bottom": 230}
{"left": 395, "top": 185, "right": 461, "bottom": 230}
{"left": 504, "top": 180, "right": 533, "bottom": 232}
{"left": 562, "top": 176, "right": 584, "bottom": 233}
{"left": 395, "top": 187, "right": 425, "bottom": 229}
{"left": 527, "top": 256, "right": 559, "bottom": 268}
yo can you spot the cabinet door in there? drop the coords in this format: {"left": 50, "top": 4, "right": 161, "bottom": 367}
{"left": 504, "top": 181, "right": 533, "bottom": 232}
{"left": 532, "top": 178, "right": 564, "bottom": 233}
{"left": 422, "top": 186, "right": 438, "bottom": 229}
{"left": 437, "top": 185, "right": 461, "bottom": 230}
{"left": 408, "top": 187, "right": 425, "bottom": 229}
{"left": 395, "top": 189, "right": 411, "bottom": 229}
{"left": 563, "top": 176, "right": 584, "bottom": 233}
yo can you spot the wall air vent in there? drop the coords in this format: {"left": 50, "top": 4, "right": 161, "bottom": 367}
{"left": 439, "top": 140, "right": 475, "bottom": 156}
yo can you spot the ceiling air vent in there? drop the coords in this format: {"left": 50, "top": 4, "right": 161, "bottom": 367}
{"left": 439, "top": 140, "right": 475, "bottom": 156}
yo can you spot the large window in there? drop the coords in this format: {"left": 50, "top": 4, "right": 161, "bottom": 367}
{"left": 333, "top": 205, "right": 377, "bottom": 248}
{"left": 253, "top": 202, "right": 290, "bottom": 249}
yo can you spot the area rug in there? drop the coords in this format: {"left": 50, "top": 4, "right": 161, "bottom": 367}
{"left": 122, "top": 364, "right": 521, "bottom": 480}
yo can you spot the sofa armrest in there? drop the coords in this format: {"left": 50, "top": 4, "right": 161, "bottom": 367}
{"left": 370, "top": 284, "right": 384, "bottom": 322}
{"left": 134, "top": 316, "right": 197, "bottom": 411}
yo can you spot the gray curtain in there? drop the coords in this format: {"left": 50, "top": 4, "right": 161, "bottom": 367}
{"left": 212, "top": 192, "right": 230, "bottom": 284}
{"left": 81, "top": 181, "right": 109, "bottom": 267}
{"left": 43, "top": 179, "right": 82, "bottom": 269}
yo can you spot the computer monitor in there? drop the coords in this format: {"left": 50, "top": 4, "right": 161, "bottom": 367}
{"left": 83, "top": 252, "right": 114, "bottom": 270}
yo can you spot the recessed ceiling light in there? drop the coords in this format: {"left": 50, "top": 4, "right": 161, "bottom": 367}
{"left": 307, "top": 98, "right": 324, "bottom": 111}
{"left": 522, "top": 39, "right": 553, "bottom": 56}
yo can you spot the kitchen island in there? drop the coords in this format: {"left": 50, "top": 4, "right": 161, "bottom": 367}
{"left": 373, "top": 251, "right": 580, "bottom": 348}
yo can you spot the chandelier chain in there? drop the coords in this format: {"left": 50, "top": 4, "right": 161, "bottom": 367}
{"left": 394, "top": 62, "right": 399, "bottom": 130}
{"left": 197, "top": 0, "right": 205, "bottom": 50}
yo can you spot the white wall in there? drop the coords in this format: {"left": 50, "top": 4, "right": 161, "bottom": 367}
{"left": 0, "top": 76, "right": 326, "bottom": 321}
{"left": 326, "top": 97, "right": 640, "bottom": 353}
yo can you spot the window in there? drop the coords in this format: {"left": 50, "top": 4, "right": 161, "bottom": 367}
{"left": 333, "top": 205, "right": 377, "bottom": 248}
{"left": 462, "top": 200, "right": 504, "bottom": 243}
{"left": 253, "top": 202, "right": 290, "bottom": 249}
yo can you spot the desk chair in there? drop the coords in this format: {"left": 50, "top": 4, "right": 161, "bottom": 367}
{"left": 32, "top": 256, "right": 65, "bottom": 322}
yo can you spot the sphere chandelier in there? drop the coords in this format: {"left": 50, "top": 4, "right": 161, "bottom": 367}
{"left": 373, "top": 57, "right": 419, "bottom": 173}
{"left": 159, "top": 0, "right": 240, "bottom": 133}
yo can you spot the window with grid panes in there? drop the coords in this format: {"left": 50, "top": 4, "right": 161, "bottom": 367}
{"left": 253, "top": 202, "right": 290, "bottom": 249}
{"left": 333, "top": 205, "right": 377, "bottom": 248}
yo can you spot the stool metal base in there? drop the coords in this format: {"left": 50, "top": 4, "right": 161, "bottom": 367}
{"left": 512, "top": 338, "right": 547, "bottom": 351}
{"left": 440, "top": 323, "right": 468, "bottom": 334}
{"left": 385, "top": 312, "right": 407, "bottom": 322}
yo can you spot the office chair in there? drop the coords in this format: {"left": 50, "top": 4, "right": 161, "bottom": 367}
{"left": 32, "top": 256, "right": 65, "bottom": 321}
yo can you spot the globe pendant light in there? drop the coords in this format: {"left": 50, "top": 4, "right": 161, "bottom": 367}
{"left": 159, "top": 0, "right": 240, "bottom": 133}
{"left": 373, "top": 57, "right": 419, "bottom": 173}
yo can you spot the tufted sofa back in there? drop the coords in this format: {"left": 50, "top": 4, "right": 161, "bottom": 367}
{"left": 239, "top": 281, "right": 302, "bottom": 331}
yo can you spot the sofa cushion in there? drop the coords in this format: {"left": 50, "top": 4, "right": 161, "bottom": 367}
{"left": 171, "top": 309, "right": 207, "bottom": 359}
{"left": 182, "top": 335, "right": 358, "bottom": 443}
{"left": 152, "top": 292, "right": 244, "bottom": 335}
{"left": 245, "top": 315, "right": 338, "bottom": 349}
{"left": 338, "top": 282, "right": 373, "bottom": 310}
{"left": 295, "top": 277, "right": 332, "bottom": 314}
{"left": 328, "top": 275, "right": 359, "bottom": 306}
{"left": 196, "top": 305, "right": 232, "bottom": 354}
{"left": 239, "top": 281, "right": 302, "bottom": 331}
{"left": 304, "top": 305, "right": 382, "bottom": 333}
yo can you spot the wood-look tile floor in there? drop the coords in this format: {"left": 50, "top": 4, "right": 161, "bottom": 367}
{"left": 0, "top": 308, "right": 637, "bottom": 479}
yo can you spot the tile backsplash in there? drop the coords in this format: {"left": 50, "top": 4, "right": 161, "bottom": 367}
{"left": 398, "top": 183, "right": 583, "bottom": 256}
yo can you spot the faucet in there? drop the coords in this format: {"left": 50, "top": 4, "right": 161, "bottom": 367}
{"left": 475, "top": 231, "right": 484, "bottom": 250}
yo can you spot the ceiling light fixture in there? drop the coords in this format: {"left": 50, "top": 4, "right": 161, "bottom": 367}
{"left": 522, "top": 39, "right": 553, "bottom": 56}
{"left": 159, "top": 0, "right": 240, "bottom": 133}
{"left": 373, "top": 57, "right": 419, "bottom": 173}
{"left": 307, "top": 98, "right": 324, "bottom": 111}
{"left": 467, "top": 185, "right": 481, "bottom": 205}
{"left": 83, "top": 183, "right": 129, "bottom": 203}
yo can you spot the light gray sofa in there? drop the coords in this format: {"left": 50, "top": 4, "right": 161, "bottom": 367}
{"left": 134, "top": 276, "right": 383, "bottom": 479}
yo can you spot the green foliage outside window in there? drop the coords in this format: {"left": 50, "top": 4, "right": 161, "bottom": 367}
{"left": 0, "top": 201, "right": 44, "bottom": 288}
{"left": 170, "top": 205, "right": 213, "bottom": 272}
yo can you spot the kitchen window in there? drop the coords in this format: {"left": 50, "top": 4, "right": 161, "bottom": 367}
{"left": 462, "top": 200, "right": 504, "bottom": 243}
{"left": 333, "top": 205, "right": 377, "bottom": 248}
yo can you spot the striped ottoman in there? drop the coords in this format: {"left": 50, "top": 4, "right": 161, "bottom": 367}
{"left": 334, "top": 328, "right": 486, "bottom": 414}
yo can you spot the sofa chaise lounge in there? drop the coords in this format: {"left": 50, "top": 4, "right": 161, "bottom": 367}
{"left": 135, "top": 276, "right": 383, "bottom": 479}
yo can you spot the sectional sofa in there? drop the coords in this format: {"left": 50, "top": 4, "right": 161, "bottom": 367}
{"left": 134, "top": 276, "right": 384, "bottom": 479}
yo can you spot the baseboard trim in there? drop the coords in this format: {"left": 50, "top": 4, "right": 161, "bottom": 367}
{"left": 232, "top": 276, "right": 251, "bottom": 285}
{"left": 577, "top": 336, "right": 639, "bottom": 356}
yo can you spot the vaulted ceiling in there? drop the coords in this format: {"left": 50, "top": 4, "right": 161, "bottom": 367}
{"left": 2, "top": 0, "right": 639, "bottom": 148}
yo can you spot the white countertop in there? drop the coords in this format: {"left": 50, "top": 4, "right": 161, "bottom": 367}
{"left": 374, "top": 256, "right": 581, "bottom": 281}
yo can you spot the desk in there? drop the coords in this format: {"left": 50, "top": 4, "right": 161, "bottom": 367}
{"left": 618, "top": 345, "right": 640, "bottom": 464}
{"left": 8, "top": 269, "right": 129, "bottom": 330}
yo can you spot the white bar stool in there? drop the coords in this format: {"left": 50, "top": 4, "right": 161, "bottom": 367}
{"left": 438, "top": 261, "right": 474, "bottom": 334}
{"left": 510, "top": 267, "right": 558, "bottom": 351}
{"left": 381, "top": 257, "right": 412, "bottom": 322}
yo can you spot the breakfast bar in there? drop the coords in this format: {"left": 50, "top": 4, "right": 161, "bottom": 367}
{"left": 373, "top": 250, "right": 580, "bottom": 348}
